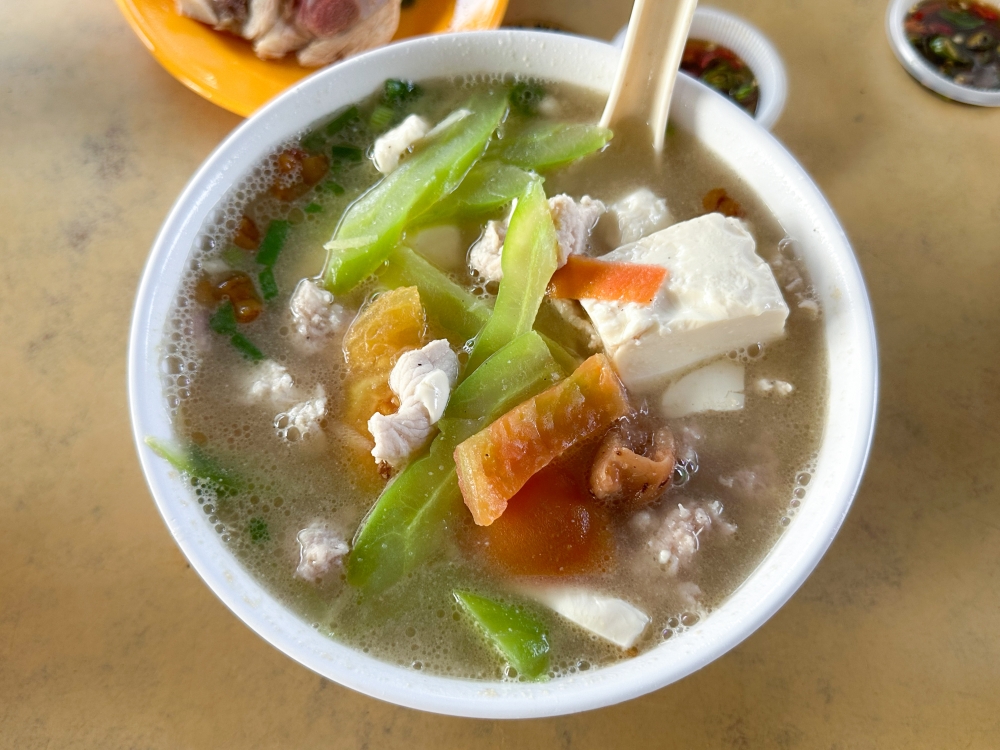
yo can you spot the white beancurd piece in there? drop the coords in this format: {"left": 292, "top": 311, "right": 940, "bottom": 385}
{"left": 581, "top": 214, "right": 789, "bottom": 392}
{"left": 527, "top": 587, "right": 650, "bottom": 649}
{"left": 548, "top": 194, "right": 606, "bottom": 265}
{"left": 371, "top": 114, "right": 431, "bottom": 174}
{"left": 295, "top": 523, "right": 349, "bottom": 583}
{"left": 600, "top": 188, "right": 674, "bottom": 246}
{"left": 756, "top": 378, "right": 795, "bottom": 396}
{"left": 661, "top": 360, "right": 746, "bottom": 418}
{"left": 369, "top": 340, "right": 459, "bottom": 468}
{"left": 246, "top": 360, "right": 298, "bottom": 408}
{"left": 468, "top": 219, "right": 507, "bottom": 283}
{"left": 274, "top": 385, "right": 327, "bottom": 443}
{"left": 289, "top": 278, "right": 349, "bottom": 351}
{"left": 406, "top": 225, "right": 465, "bottom": 273}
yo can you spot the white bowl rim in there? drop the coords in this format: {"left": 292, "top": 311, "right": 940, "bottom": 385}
{"left": 886, "top": 0, "right": 1000, "bottom": 107}
{"left": 128, "top": 29, "right": 878, "bottom": 719}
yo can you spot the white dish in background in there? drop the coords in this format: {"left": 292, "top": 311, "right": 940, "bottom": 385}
{"left": 886, "top": 0, "right": 1000, "bottom": 106}
{"left": 129, "top": 30, "right": 877, "bottom": 719}
{"left": 613, "top": 6, "right": 788, "bottom": 129}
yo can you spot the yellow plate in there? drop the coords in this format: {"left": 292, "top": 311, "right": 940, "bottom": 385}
{"left": 115, "top": 0, "right": 509, "bottom": 117}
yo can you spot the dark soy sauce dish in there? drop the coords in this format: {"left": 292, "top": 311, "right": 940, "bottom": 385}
{"left": 906, "top": 0, "right": 1000, "bottom": 90}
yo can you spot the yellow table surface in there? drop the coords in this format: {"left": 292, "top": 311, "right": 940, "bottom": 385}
{"left": 2, "top": 0, "right": 998, "bottom": 746}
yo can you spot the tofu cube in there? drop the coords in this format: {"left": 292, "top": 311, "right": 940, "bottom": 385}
{"left": 580, "top": 214, "right": 788, "bottom": 391}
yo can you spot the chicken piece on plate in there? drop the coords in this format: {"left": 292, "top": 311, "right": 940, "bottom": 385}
{"left": 297, "top": 0, "right": 400, "bottom": 67}
{"left": 244, "top": 0, "right": 281, "bottom": 38}
{"left": 176, "top": 0, "right": 401, "bottom": 66}
{"left": 176, "top": 0, "right": 221, "bottom": 25}
{"left": 254, "top": 19, "right": 311, "bottom": 59}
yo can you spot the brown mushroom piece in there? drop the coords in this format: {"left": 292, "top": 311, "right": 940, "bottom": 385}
{"left": 590, "top": 424, "right": 676, "bottom": 510}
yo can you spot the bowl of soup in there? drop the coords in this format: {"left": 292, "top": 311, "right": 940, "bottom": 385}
{"left": 129, "top": 29, "right": 877, "bottom": 718}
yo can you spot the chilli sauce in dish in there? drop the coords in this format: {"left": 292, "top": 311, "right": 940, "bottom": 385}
{"left": 681, "top": 39, "right": 760, "bottom": 115}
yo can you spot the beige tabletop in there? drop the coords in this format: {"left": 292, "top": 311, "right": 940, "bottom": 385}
{"left": 2, "top": 0, "right": 998, "bottom": 746}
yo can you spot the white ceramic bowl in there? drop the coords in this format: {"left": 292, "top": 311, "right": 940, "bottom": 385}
{"left": 612, "top": 6, "right": 789, "bottom": 129}
{"left": 129, "top": 30, "right": 878, "bottom": 719}
{"left": 886, "top": 0, "right": 1000, "bottom": 106}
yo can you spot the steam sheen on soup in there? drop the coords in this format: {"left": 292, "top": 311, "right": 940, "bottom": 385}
{"left": 154, "top": 76, "right": 826, "bottom": 680}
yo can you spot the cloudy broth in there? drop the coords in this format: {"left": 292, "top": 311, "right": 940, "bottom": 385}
{"left": 161, "top": 76, "right": 826, "bottom": 680}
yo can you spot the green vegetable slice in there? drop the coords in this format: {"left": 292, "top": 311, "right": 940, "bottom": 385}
{"left": 496, "top": 122, "right": 612, "bottom": 171}
{"left": 255, "top": 220, "right": 291, "bottom": 267}
{"left": 383, "top": 78, "right": 422, "bottom": 107}
{"left": 536, "top": 331, "right": 583, "bottom": 374}
{"left": 533, "top": 297, "right": 598, "bottom": 361}
{"left": 345, "top": 331, "right": 564, "bottom": 595}
{"left": 380, "top": 245, "right": 491, "bottom": 343}
{"left": 331, "top": 144, "right": 364, "bottom": 162}
{"left": 465, "top": 179, "right": 558, "bottom": 373}
{"left": 229, "top": 333, "right": 265, "bottom": 361}
{"left": 258, "top": 267, "right": 279, "bottom": 300}
{"left": 326, "top": 105, "right": 361, "bottom": 136}
{"left": 209, "top": 301, "right": 264, "bottom": 360}
{"left": 248, "top": 517, "right": 270, "bottom": 543}
{"left": 508, "top": 80, "right": 546, "bottom": 116}
{"left": 415, "top": 162, "right": 535, "bottom": 225}
{"left": 323, "top": 91, "right": 508, "bottom": 294}
{"left": 443, "top": 331, "right": 566, "bottom": 421}
{"left": 145, "top": 437, "right": 241, "bottom": 494}
{"left": 454, "top": 591, "right": 550, "bottom": 679}
{"left": 320, "top": 180, "right": 345, "bottom": 196}
{"left": 369, "top": 104, "right": 396, "bottom": 133}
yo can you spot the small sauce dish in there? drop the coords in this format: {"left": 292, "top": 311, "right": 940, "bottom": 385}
{"left": 886, "top": 0, "right": 1000, "bottom": 105}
